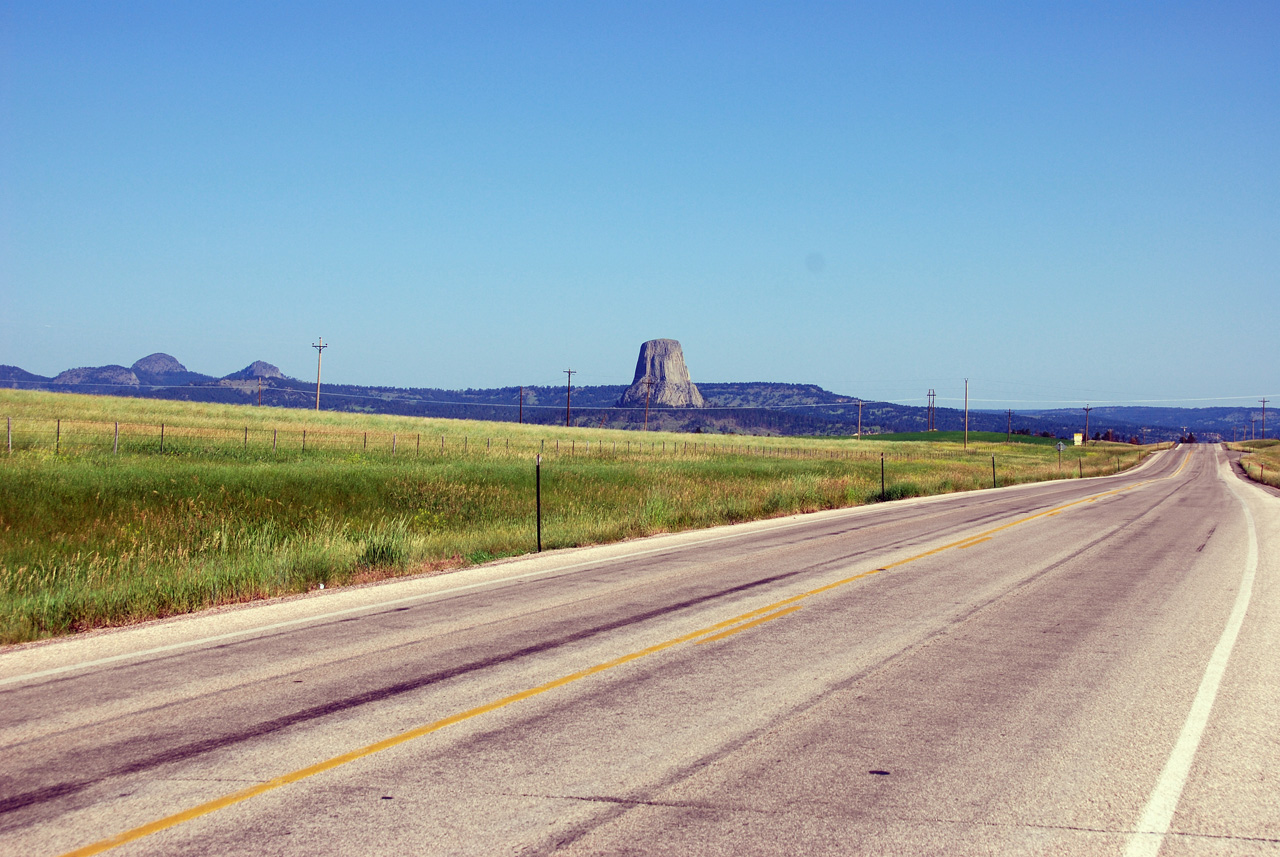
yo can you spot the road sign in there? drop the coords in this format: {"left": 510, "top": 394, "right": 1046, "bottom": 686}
{"left": 1056, "top": 442, "right": 1066, "bottom": 452}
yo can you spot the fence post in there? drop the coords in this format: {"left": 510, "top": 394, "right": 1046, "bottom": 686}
{"left": 416, "top": 433, "right": 420, "bottom": 455}
{"left": 536, "top": 454, "right": 543, "bottom": 552}
{"left": 244, "top": 426, "right": 248, "bottom": 450}
{"left": 1078, "top": 457, "right": 1082, "bottom": 478}
{"left": 273, "top": 429, "right": 277, "bottom": 452}
{"left": 364, "top": 432, "right": 367, "bottom": 450}
{"left": 881, "top": 452, "right": 886, "bottom": 498}
{"left": 114, "top": 421, "right": 119, "bottom": 455}
{"left": 159, "top": 423, "right": 164, "bottom": 453}
{"left": 302, "top": 429, "right": 306, "bottom": 451}
{"left": 7, "top": 416, "right": 11, "bottom": 454}
{"left": 992, "top": 455, "right": 997, "bottom": 489}
{"left": 392, "top": 433, "right": 397, "bottom": 456}
{"left": 57, "top": 419, "right": 61, "bottom": 454}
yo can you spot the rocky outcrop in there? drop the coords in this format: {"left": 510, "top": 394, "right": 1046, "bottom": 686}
{"left": 53, "top": 365, "right": 140, "bottom": 387}
{"left": 131, "top": 353, "right": 214, "bottom": 386}
{"left": 132, "top": 353, "right": 187, "bottom": 377}
{"left": 223, "top": 361, "right": 286, "bottom": 381}
{"left": 617, "top": 339, "right": 705, "bottom": 409}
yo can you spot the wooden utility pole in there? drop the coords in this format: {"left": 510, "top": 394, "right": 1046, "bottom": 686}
{"left": 1083, "top": 404, "right": 1093, "bottom": 445}
{"left": 1006, "top": 409, "right": 1013, "bottom": 443}
{"left": 963, "top": 379, "right": 969, "bottom": 450}
{"left": 563, "top": 369, "right": 576, "bottom": 427}
{"left": 642, "top": 377, "right": 655, "bottom": 432}
{"left": 312, "top": 338, "right": 327, "bottom": 411}
{"left": 1261, "top": 398, "right": 1269, "bottom": 439}
{"left": 257, "top": 376, "right": 262, "bottom": 406}
{"left": 927, "top": 389, "right": 936, "bottom": 431}
{"left": 857, "top": 399, "right": 863, "bottom": 439}
{"left": 518, "top": 386, "right": 524, "bottom": 424}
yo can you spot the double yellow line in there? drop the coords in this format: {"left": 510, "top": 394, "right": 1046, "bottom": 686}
{"left": 59, "top": 450, "right": 1189, "bottom": 857}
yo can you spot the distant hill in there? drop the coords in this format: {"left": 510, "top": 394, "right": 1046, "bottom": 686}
{"left": 1017, "top": 405, "right": 1259, "bottom": 442}
{"left": 0, "top": 352, "right": 1243, "bottom": 442}
{"left": 130, "top": 353, "right": 215, "bottom": 386}
{"left": 0, "top": 365, "right": 51, "bottom": 385}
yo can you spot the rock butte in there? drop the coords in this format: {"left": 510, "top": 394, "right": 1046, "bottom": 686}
{"left": 617, "top": 339, "right": 705, "bottom": 409}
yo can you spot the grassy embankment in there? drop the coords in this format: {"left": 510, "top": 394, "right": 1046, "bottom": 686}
{"left": 0, "top": 389, "right": 1158, "bottom": 644}
{"left": 1231, "top": 439, "right": 1280, "bottom": 489}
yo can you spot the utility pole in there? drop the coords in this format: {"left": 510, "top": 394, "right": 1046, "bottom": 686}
{"left": 1083, "top": 404, "right": 1093, "bottom": 445}
{"left": 257, "top": 376, "right": 262, "bottom": 406}
{"left": 312, "top": 338, "right": 327, "bottom": 411}
{"left": 927, "top": 389, "right": 936, "bottom": 431}
{"left": 1261, "top": 398, "right": 1269, "bottom": 439}
{"left": 857, "top": 399, "right": 863, "bottom": 439}
{"left": 963, "top": 379, "right": 969, "bottom": 450}
{"left": 642, "top": 377, "right": 655, "bottom": 432}
{"left": 1006, "top": 409, "right": 1013, "bottom": 443}
{"left": 563, "top": 369, "right": 576, "bottom": 427}
{"left": 518, "top": 386, "right": 524, "bottom": 424}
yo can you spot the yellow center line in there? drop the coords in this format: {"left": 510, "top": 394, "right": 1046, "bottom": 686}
{"left": 958, "top": 537, "right": 991, "bottom": 549}
{"left": 57, "top": 451, "right": 1188, "bottom": 857}
{"left": 695, "top": 605, "right": 804, "bottom": 644}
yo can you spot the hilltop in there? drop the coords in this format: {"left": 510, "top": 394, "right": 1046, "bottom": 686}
{"left": 0, "top": 352, "right": 1235, "bottom": 442}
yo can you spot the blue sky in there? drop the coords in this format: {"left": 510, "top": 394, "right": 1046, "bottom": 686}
{"left": 2, "top": 2, "right": 1277, "bottom": 409}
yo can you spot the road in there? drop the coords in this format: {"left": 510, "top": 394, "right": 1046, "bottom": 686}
{"left": 1, "top": 444, "right": 1277, "bottom": 856}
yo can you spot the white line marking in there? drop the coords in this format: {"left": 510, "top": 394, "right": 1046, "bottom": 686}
{"left": 1124, "top": 459, "right": 1259, "bottom": 857}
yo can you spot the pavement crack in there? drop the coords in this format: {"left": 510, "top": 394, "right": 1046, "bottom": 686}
{"left": 518, "top": 792, "right": 739, "bottom": 812}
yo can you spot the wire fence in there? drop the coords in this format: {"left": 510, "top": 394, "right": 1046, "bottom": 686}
{"left": 0, "top": 416, "right": 1044, "bottom": 463}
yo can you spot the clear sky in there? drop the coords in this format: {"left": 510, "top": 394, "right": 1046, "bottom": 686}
{"left": 2, "top": 2, "right": 1276, "bottom": 410}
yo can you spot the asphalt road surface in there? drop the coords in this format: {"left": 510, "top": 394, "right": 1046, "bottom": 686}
{"left": 2, "top": 444, "right": 1277, "bottom": 856}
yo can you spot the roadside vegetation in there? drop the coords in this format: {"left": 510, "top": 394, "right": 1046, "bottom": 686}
{"left": 1231, "top": 439, "right": 1280, "bottom": 489}
{"left": 0, "top": 389, "right": 1162, "bottom": 644}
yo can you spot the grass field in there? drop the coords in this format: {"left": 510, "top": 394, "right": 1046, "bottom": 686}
{"left": 858, "top": 430, "right": 1061, "bottom": 445}
{"left": 0, "top": 389, "right": 1161, "bottom": 644}
{"left": 1232, "top": 439, "right": 1280, "bottom": 489}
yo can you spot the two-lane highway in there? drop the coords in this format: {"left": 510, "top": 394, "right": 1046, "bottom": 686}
{"left": 2, "top": 444, "right": 1276, "bottom": 855}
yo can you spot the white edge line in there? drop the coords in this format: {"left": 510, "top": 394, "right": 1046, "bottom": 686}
{"left": 1123, "top": 454, "right": 1260, "bottom": 857}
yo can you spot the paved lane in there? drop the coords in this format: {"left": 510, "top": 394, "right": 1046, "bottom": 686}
{"left": 1, "top": 444, "right": 1275, "bottom": 855}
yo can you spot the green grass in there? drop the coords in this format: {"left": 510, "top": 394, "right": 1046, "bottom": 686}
{"left": 1232, "top": 439, "right": 1280, "bottom": 489}
{"left": 865, "top": 430, "right": 1062, "bottom": 445}
{"left": 0, "top": 389, "right": 1162, "bottom": 644}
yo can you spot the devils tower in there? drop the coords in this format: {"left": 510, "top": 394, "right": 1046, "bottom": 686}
{"left": 617, "top": 339, "right": 705, "bottom": 408}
